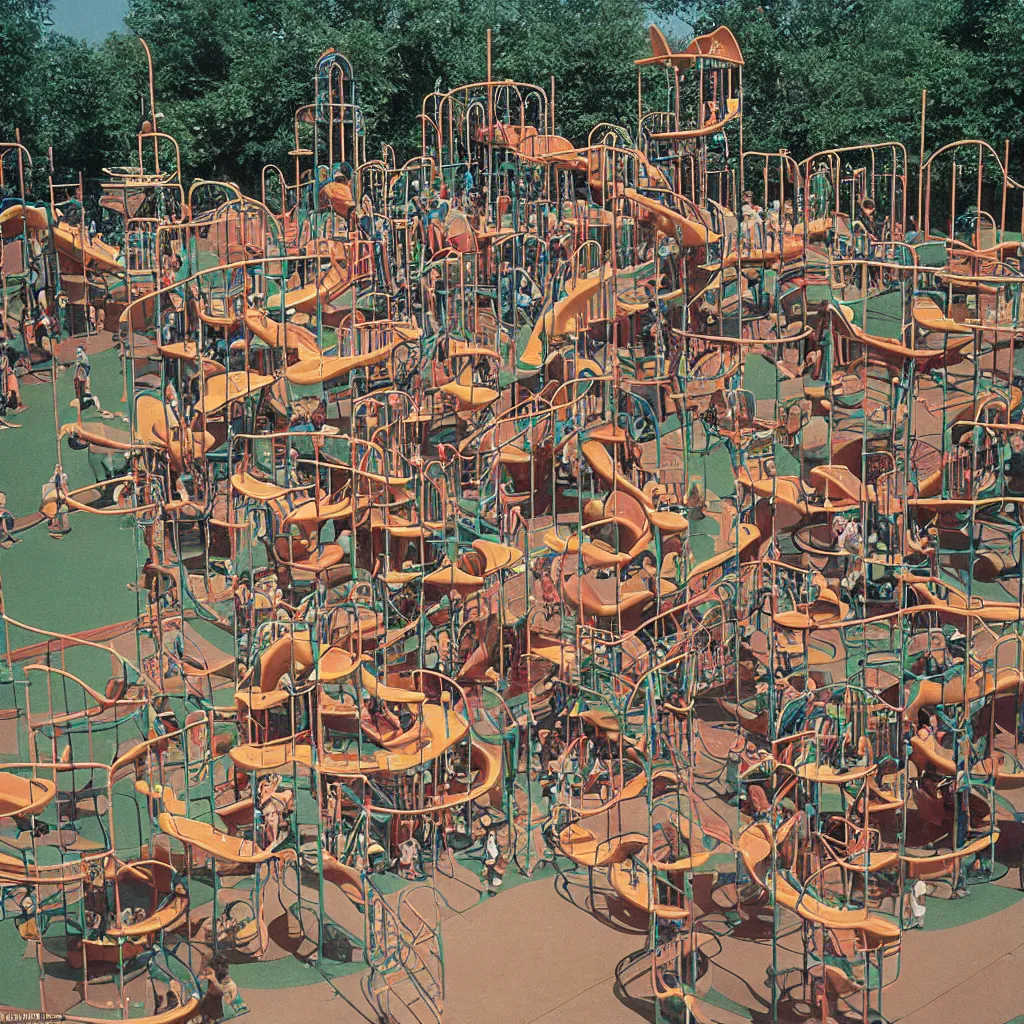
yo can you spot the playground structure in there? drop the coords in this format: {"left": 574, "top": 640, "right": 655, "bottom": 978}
{"left": 2, "top": 22, "right": 1024, "bottom": 1024}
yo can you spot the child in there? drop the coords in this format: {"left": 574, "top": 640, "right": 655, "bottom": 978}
{"left": 396, "top": 833, "right": 422, "bottom": 879}
{"left": 221, "top": 970, "right": 248, "bottom": 1017}
{"left": 43, "top": 463, "right": 70, "bottom": 536}
{"left": 1, "top": 343, "right": 24, "bottom": 415}
{"left": 908, "top": 879, "right": 927, "bottom": 928}
{"left": 72, "top": 346, "right": 104, "bottom": 420}
{"left": 0, "top": 492, "right": 17, "bottom": 547}
{"left": 196, "top": 958, "right": 227, "bottom": 1023}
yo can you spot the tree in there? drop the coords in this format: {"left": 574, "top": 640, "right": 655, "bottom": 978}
{"left": 5, "top": 0, "right": 1022, "bottom": 200}
{"left": 678, "top": 0, "right": 1022, "bottom": 172}
{"left": 0, "top": 0, "right": 53, "bottom": 192}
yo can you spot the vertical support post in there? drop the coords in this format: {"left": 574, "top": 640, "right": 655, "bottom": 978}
{"left": 916, "top": 89, "right": 927, "bottom": 230}
{"left": 486, "top": 29, "right": 494, "bottom": 131}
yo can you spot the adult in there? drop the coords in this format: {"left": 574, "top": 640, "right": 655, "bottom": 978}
{"left": 1005, "top": 432, "right": 1024, "bottom": 498}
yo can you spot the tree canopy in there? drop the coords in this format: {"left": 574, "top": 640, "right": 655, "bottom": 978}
{"left": 682, "top": 0, "right": 1024, "bottom": 159}
{"left": 1, "top": 0, "right": 1021, "bottom": 195}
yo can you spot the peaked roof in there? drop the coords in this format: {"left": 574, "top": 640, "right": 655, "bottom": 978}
{"left": 637, "top": 25, "right": 744, "bottom": 68}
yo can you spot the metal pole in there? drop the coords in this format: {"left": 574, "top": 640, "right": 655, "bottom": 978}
{"left": 916, "top": 90, "right": 927, "bottom": 230}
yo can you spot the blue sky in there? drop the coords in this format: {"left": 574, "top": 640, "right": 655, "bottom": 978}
{"left": 52, "top": 0, "right": 128, "bottom": 42}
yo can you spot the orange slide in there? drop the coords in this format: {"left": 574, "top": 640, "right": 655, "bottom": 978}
{"left": 739, "top": 818, "right": 900, "bottom": 948}
{"left": 519, "top": 273, "right": 604, "bottom": 373}
{"left": 318, "top": 851, "right": 366, "bottom": 906}
{"left": 243, "top": 308, "right": 322, "bottom": 360}
{"left": 623, "top": 187, "right": 720, "bottom": 247}
{"left": 158, "top": 811, "right": 297, "bottom": 865}
{"left": 0, "top": 203, "right": 124, "bottom": 275}
{"left": 579, "top": 438, "right": 653, "bottom": 510}
{"left": 266, "top": 239, "right": 358, "bottom": 314}
{"left": 556, "top": 824, "right": 648, "bottom": 868}
{"left": 0, "top": 770, "right": 57, "bottom": 818}
{"left": 285, "top": 319, "right": 421, "bottom": 385}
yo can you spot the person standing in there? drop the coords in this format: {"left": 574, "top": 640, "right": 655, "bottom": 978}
{"left": 0, "top": 492, "right": 17, "bottom": 547}
{"left": 1, "top": 342, "right": 24, "bottom": 415}
{"left": 43, "top": 464, "right": 70, "bottom": 536}
{"left": 908, "top": 878, "right": 927, "bottom": 929}
{"left": 73, "top": 346, "right": 104, "bottom": 421}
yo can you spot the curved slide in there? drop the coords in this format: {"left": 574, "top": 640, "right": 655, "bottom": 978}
{"left": 739, "top": 819, "right": 899, "bottom": 948}
{"left": 519, "top": 273, "right": 604, "bottom": 373}
{"left": 158, "top": 811, "right": 297, "bottom": 865}
{"left": 623, "top": 188, "right": 720, "bottom": 247}
{"left": 244, "top": 308, "right": 321, "bottom": 360}
{"left": 580, "top": 438, "right": 653, "bottom": 509}
{"left": 0, "top": 203, "right": 124, "bottom": 275}
{"left": 0, "top": 771, "right": 57, "bottom": 818}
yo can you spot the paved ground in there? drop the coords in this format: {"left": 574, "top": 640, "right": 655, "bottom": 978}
{"left": 232, "top": 857, "right": 1024, "bottom": 1024}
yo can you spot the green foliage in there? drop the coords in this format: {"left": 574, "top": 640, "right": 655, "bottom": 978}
{"left": 0, "top": 0, "right": 649, "bottom": 194}
{"left": 0, "top": 0, "right": 51, "bottom": 173}
{"left": 685, "top": 0, "right": 1024, "bottom": 161}
{"left": 2, "top": 0, "right": 1022, "bottom": 197}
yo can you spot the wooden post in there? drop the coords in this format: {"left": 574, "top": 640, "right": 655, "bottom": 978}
{"left": 916, "top": 89, "right": 927, "bottom": 230}
{"left": 1000, "top": 140, "right": 1009, "bottom": 239}
{"left": 486, "top": 29, "right": 493, "bottom": 130}
{"left": 975, "top": 143, "right": 983, "bottom": 251}
{"left": 636, "top": 69, "right": 642, "bottom": 139}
